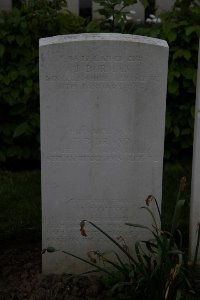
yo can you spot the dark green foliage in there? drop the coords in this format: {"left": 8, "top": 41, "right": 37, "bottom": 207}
{"left": 93, "top": 0, "right": 138, "bottom": 32}
{"left": 134, "top": 0, "right": 200, "bottom": 160}
{"left": 90, "top": 0, "right": 148, "bottom": 32}
{"left": 1, "top": 0, "right": 200, "bottom": 164}
{"left": 0, "top": 0, "right": 84, "bottom": 163}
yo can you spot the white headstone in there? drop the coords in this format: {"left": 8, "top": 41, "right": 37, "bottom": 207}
{"left": 0, "top": 0, "right": 12, "bottom": 10}
{"left": 156, "top": 0, "right": 175, "bottom": 13}
{"left": 190, "top": 40, "right": 200, "bottom": 261}
{"left": 40, "top": 33, "right": 168, "bottom": 273}
{"left": 67, "top": 0, "right": 79, "bottom": 15}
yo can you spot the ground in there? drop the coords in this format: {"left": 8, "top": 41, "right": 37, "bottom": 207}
{"left": 0, "top": 233, "right": 122, "bottom": 300}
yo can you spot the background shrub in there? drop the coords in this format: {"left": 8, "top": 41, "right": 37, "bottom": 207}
{"left": 0, "top": 0, "right": 84, "bottom": 166}
{"left": 134, "top": 0, "right": 200, "bottom": 161}
{"left": 1, "top": 0, "right": 200, "bottom": 166}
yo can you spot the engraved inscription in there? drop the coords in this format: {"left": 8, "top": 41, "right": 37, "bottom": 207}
{"left": 65, "top": 54, "right": 142, "bottom": 62}
{"left": 59, "top": 130, "right": 151, "bottom": 152}
{"left": 45, "top": 220, "right": 137, "bottom": 244}
{"left": 60, "top": 81, "right": 147, "bottom": 90}
{"left": 46, "top": 152, "right": 158, "bottom": 163}
{"left": 46, "top": 129, "right": 158, "bottom": 162}
{"left": 44, "top": 54, "right": 161, "bottom": 90}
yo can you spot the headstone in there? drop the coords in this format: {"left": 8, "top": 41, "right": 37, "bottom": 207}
{"left": 0, "top": 0, "right": 12, "bottom": 11}
{"left": 67, "top": 0, "right": 79, "bottom": 15}
{"left": 190, "top": 40, "right": 200, "bottom": 261}
{"left": 40, "top": 33, "right": 169, "bottom": 274}
{"left": 156, "top": 0, "right": 175, "bottom": 13}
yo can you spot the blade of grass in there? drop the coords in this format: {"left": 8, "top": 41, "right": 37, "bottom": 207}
{"left": 85, "top": 220, "right": 138, "bottom": 265}
{"left": 140, "top": 206, "right": 159, "bottom": 233}
{"left": 193, "top": 223, "right": 200, "bottom": 268}
{"left": 61, "top": 250, "right": 113, "bottom": 275}
{"left": 171, "top": 200, "right": 185, "bottom": 235}
{"left": 125, "top": 223, "right": 153, "bottom": 232}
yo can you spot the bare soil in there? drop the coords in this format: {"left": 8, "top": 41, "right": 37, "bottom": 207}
{"left": 0, "top": 233, "right": 120, "bottom": 300}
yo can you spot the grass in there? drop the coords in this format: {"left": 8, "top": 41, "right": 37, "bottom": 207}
{"left": 0, "top": 170, "right": 41, "bottom": 238}
{"left": 0, "top": 160, "right": 192, "bottom": 239}
{"left": 162, "top": 161, "right": 192, "bottom": 228}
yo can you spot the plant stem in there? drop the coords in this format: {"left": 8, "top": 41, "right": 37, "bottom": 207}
{"left": 193, "top": 223, "right": 200, "bottom": 268}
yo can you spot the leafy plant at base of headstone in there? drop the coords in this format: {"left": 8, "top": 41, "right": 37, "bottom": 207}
{"left": 43, "top": 177, "right": 198, "bottom": 300}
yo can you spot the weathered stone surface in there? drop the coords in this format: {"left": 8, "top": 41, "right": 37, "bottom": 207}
{"left": 40, "top": 33, "right": 168, "bottom": 273}
{"left": 67, "top": 0, "right": 79, "bottom": 15}
{"left": 190, "top": 40, "right": 200, "bottom": 261}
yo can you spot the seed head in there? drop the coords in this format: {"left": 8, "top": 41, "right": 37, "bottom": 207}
{"left": 80, "top": 220, "right": 87, "bottom": 237}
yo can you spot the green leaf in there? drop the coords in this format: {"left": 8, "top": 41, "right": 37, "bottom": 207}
{"left": 168, "top": 80, "right": 179, "bottom": 94}
{"left": 171, "top": 200, "right": 185, "bottom": 234}
{"left": 16, "top": 35, "right": 24, "bottom": 46}
{"left": 125, "top": 223, "right": 151, "bottom": 231}
{"left": 20, "top": 21, "right": 27, "bottom": 30}
{"left": 182, "top": 68, "right": 195, "bottom": 79}
{"left": 135, "top": 241, "right": 147, "bottom": 270}
{"left": 169, "top": 70, "right": 180, "bottom": 79}
{"left": 10, "top": 89, "right": 20, "bottom": 99}
{"left": 27, "top": 79, "right": 33, "bottom": 87}
{"left": 0, "top": 151, "right": 6, "bottom": 162}
{"left": 85, "top": 220, "right": 137, "bottom": 264}
{"left": 164, "top": 150, "right": 171, "bottom": 159}
{"left": 175, "top": 289, "right": 182, "bottom": 300}
{"left": 140, "top": 206, "right": 158, "bottom": 230}
{"left": 0, "top": 73, "right": 4, "bottom": 82}
{"left": 9, "top": 70, "right": 18, "bottom": 81}
{"left": 167, "top": 31, "right": 177, "bottom": 42}
{"left": 173, "top": 49, "right": 191, "bottom": 61}
{"left": 181, "top": 128, "right": 191, "bottom": 135}
{"left": 97, "top": 254, "right": 127, "bottom": 275}
{"left": 11, "top": 8, "right": 21, "bottom": 25}
{"left": 20, "top": 67, "right": 29, "bottom": 77}
{"left": 165, "top": 115, "right": 172, "bottom": 129}
{"left": 189, "top": 117, "right": 194, "bottom": 129}
{"left": 114, "top": 252, "right": 129, "bottom": 275}
{"left": 7, "top": 35, "right": 15, "bottom": 43}
{"left": 185, "top": 25, "right": 200, "bottom": 36}
{"left": 47, "top": 247, "right": 57, "bottom": 253}
{"left": 62, "top": 249, "right": 112, "bottom": 275}
{"left": 138, "top": 0, "right": 148, "bottom": 8}
{"left": 24, "top": 87, "right": 31, "bottom": 95}
{"left": 86, "top": 21, "right": 101, "bottom": 33}
{"left": 13, "top": 122, "right": 31, "bottom": 138}
{"left": 7, "top": 145, "right": 21, "bottom": 158}
{"left": 168, "top": 249, "right": 183, "bottom": 255}
{"left": 0, "top": 45, "right": 5, "bottom": 58}
{"left": 4, "top": 77, "right": 11, "bottom": 85}
{"left": 30, "top": 113, "right": 39, "bottom": 127}
{"left": 191, "top": 105, "right": 195, "bottom": 118}
{"left": 174, "top": 126, "right": 180, "bottom": 137}
{"left": 2, "top": 123, "right": 14, "bottom": 135}
{"left": 193, "top": 71, "right": 197, "bottom": 85}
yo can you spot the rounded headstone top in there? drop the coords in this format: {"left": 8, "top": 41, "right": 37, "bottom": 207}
{"left": 39, "top": 33, "right": 168, "bottom": 48}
